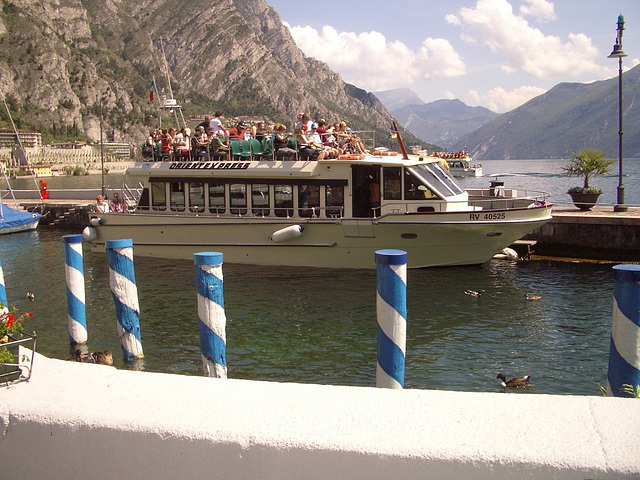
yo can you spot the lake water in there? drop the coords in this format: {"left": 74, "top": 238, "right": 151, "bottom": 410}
{"left": 2, "top": 158, "right": 637, "bottom": 395}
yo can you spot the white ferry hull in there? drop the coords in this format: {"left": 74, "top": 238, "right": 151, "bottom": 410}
{"left": 88, "top": 208, "right": 551, "bottom": 269}
{"left": 450, "top": 167, "right": 483, "bottom": 177}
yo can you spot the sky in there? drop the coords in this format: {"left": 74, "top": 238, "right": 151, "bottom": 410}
{"left": 265, "top": 0, "right": 640, "bottom": 113}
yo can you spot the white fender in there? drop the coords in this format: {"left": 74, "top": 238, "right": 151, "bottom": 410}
{"left": 493, "top": 247, "right": 518, "bottom": 260}
{"left": 82, "top": 226, "right": 97, "bottom": 242}
{"left": 270, "top": 225, "right": 304, "bottom": 243}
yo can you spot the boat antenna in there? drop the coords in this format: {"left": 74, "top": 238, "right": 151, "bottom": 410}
{"left": 0, "top": 87, "right": 42, "bottom": 201}
{"left": 152, "top": 75, "right": 162, "bottom": 128}
{"left": 392, "top": 120, "right": 409, "bottom": 160}
{"left": 159, "top": 40, "right": 186, "bottom": 129}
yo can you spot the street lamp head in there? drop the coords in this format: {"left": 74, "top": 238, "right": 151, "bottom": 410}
{"left": 608, "top": 42, "right": 627, "bottom": 59}
{"left": 617, "top": 14, "right": 624, "bottom": 29}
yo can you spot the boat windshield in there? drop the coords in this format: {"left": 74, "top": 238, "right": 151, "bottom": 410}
{"left": 407, "top": 164, "right": 464, "bottom": 197}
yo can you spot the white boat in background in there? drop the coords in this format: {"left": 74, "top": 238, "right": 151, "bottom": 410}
{"left": 447, "top": 159, "right": 483, "bottom": 177}
{"left": 84, "top": 143, "right": 552, "bottom": 269}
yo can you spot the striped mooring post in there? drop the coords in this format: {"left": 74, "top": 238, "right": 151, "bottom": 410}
{"left": 194, "top": 252, "right": 227, "bottom": 378}
{"left": 63, "top": 234, "right": 88, "bottom": 345}
{"left": 0, "top": 256, "right": 7, "bottom": 308}
{"left": 607, "top": 264, "right": 640, "bottom": 397}
{"left": 375, "top": 249, "right": 407, "bottom": 389}
{"left": 105, "top": 239, "right": 144, "bottom": 361}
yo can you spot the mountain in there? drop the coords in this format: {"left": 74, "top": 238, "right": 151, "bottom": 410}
{"left": 373, "top": 88, "right": 425, "bottom": 112}
{"left": 0, "top": 0, "right": 420, "bottom": 149}
{"left": 392, "top": 99, "right": 498, "bottom": 150}
{"left": 463, "top": 64, "right": 640, "bottom": 160}
{"left": 373, "top": 89, "right": 498, "bottom": 150}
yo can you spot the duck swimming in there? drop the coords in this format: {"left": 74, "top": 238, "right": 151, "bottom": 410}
{"left": 524, "top": 294, "right": 541, "bottom": 301}
{"left": 465, "top": 289, "right": 485, "bottom": 297}
{"left": 26, "top": 291, "right": 35, "bottom": 301}
{"left": 73, "top": 349, "right": 114, "bottom": 366}
{"left": 497, "top": 373, "right": 532, "bottom": 388}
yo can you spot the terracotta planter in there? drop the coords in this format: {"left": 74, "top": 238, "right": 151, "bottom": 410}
{"left": 568, "top": 192, "right": 601, "bottom": 211}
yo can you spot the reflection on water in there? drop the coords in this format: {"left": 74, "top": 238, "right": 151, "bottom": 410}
{"left": 0, "top": 228, "right": 616, "bottom": 395}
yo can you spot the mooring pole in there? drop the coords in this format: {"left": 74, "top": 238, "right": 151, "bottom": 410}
{"left": 375, "top": 249, "right": 407, "bottom": 388}
{"left": 63, "top": 234, "right": 87, "bottom": 346}
{"left": 607, "top": 264, "right": 640, "bottom": 397}
{"left": 194, "top": 252, "right": 227, "bottom": 378}
{"left": 0, "top": 256, "right": 7, "bottom": 308}
{"left": 105, "top": 239, "right": 143, "bottom": 361}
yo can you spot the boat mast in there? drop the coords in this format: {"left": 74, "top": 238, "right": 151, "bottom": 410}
{"left": 0, "top": 89, "right": 42, "bottom": 201}
{"left": 160, "top": 40, "right": 186, "bottom": 129}
{"left": 392, "top": 120, "right": 409, "bottom": 160}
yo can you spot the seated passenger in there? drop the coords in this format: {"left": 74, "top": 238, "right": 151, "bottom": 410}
{"left": 296, "top": 125, "right": 327, "bottom": 160}
{"left": 192, "top": 126, "right": 209, "bottom": 160}
{"left": 109, "top": 193, "right": 125, "bottom": 213}
{"left": 273, "top": 124, "right": 296, "bottom": 159}
{"left": 309, "top": 123, "right": 338, "bottom": 158}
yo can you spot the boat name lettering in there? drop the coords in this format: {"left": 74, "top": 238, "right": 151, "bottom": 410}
{"left": 470, "top": 213, "right": 506, "bottom": 220}
{"left": 169, "top": 162, "right": 250, "bottom": 170}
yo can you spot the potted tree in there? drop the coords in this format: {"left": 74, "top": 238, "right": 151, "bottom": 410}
{"left": 562, "top": 148, "right": 614, "bottom": 211}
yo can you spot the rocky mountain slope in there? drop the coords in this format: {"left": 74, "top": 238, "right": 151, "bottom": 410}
{"left": 462, "top": 64, "right": 640, "bottom": 160}
{"left": 0, "top": 0, "right": 422, "bottom": 150}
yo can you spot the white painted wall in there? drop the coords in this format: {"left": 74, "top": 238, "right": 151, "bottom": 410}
{"left": 1, "top": 351, "right": 639, "bottom": 479}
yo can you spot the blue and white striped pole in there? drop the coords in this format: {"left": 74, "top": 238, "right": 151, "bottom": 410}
{"left": 63, "top": 234, "right": 87, "bottom": 345}
{"left": 607, "top": 264, "right": 640, "bottom": 397}
{"left": 0, "top": 256, "right": 7, "bottom": 308}
{"left": 375, "top": 249, "right": 407, "bottom": 389}
{"left": 194, "top": 252, "right": 227, "bottom": 378}
{"left": 105, "top": 239, "right": 143, "bottom": 360}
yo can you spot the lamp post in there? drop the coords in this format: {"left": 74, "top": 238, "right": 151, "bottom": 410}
{"left": 608, "top": 14, "right": 627, "bottom": 212}
{"left": 99, "top": 98, "right": 105, "bottom": 197}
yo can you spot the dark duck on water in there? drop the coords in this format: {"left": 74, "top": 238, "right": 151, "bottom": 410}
{"left": 497, "top": 373, "right": 532, "bottom": 388}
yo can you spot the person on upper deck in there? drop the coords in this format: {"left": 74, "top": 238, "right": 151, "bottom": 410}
{"left": 296, "top": 124, "right": 328, "bottom": 161}
{"left": 192, "top": 126, "right": 210, "bottom": 160}
{"left": 273, "top": 123, "right": 296, "bottom": 159}
{"left": 209, "top": 111, "right": 227, "bottom": 141}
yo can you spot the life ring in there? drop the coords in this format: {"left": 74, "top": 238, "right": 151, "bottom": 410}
{"left": 338, "top": 154, "right": 365, "bottom": 160}
{"left": 371, "top": 151, "right": 398, "bottom": 157}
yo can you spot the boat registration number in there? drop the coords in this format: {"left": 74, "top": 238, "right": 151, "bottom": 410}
{"left": 470, "top": 213, "right": 506, "bottom": 220}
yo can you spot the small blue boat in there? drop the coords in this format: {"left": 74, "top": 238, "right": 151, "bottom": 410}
{"left": 0, "top": 202, "right": 40, "bottom": 235}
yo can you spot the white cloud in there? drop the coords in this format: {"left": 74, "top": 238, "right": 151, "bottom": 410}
{"left": 286, "top": 24, "right": 466, "bottom": 91}
{"left": 519, "top": 0, "right": 557, "bottom": 22}
{"left": 452, "top": 0, "right": 605, "bottom": 79}
{"left": 468, "top": 85, "right": 547, "bottom": 112}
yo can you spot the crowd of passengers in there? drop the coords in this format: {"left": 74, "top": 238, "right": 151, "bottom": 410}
{"left": 433, "top": 150, "right": 469, "bottom": 159}
{"left": 142, "top": 112, "right": 370, "bottom": 161}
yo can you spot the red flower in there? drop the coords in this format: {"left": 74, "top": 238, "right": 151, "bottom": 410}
{"left": 28, "top": 312, "right": 34, "bottom": 317}
{"left": 7, "top": 314, "right": 14, "bottom": 322}
{"left": 6, "top": 318, "right": 14, "bottom": 327}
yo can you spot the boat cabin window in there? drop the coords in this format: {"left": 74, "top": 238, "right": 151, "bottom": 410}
{"left": 189, "top": 183, "right": 205, "bottom": 213}
{"left": 170, "top": 182, "right": 185, "bottom": 212}
{"left": 383, "top": 167, "right": 401, "bottom": 200}
{"left": 137, "top": 188, "right": 150, "bottom": 211}
{"left": 275, "top": 184, "right": 293, "bottom": 217}
{"left": 252, "top": 184, "right": 270, "bottom": 216}
{"left": 407, "top": 164, "right": 464, "bottom": 198}
{"left": 325, "top": 185, "right": 344, "bottom": 218}
{"left": 208, "top": 181, "right": 225, "bottom": 214}
{"left": 152, "top": 182, "right": 166, "bottom": 210}
{"left": 230, "top": 183, "right": 247, "bottom": 215}
{"left": 298, "top": 183, "right": 320, "bottom": 217}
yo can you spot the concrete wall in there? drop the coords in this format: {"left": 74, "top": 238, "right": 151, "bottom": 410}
{"left": 1, "top": 351, "right": 639, "bottom": 479}
{"left": 528, "top": 214, "right": 640, "bottom": 261}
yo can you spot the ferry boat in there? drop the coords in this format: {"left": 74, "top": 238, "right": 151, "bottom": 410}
{"left": 83, "top": 151, "right": 553, "bottom": 269}
{"left": 446, "top": 159, "right": 483, "bottom": 177}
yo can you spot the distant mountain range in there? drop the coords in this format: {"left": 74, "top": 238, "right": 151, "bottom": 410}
{"left": 376, "top": 65, "right": 640, "bottom": 160}
{"left": 374, "top": 89, "right": 498, "bottom": 151}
